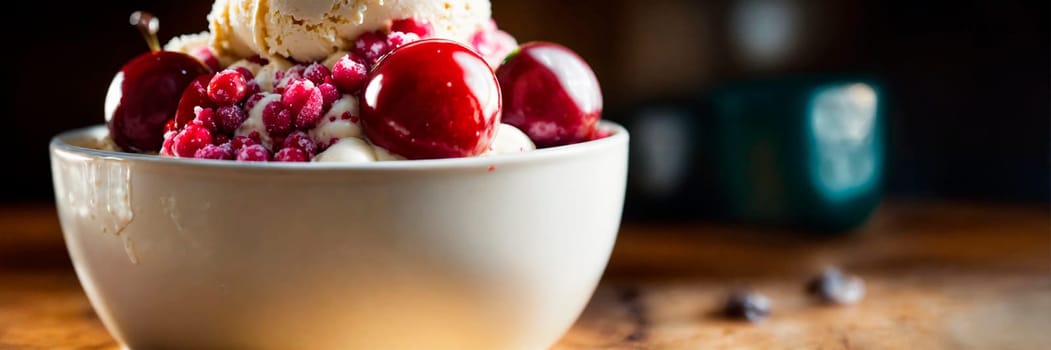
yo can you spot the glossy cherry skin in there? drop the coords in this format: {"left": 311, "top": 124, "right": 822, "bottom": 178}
{"left": 496, "top": 42, "right": 602, "bottom": 148}
{"left": 359, "top": 39, "right": 501, "bottom": 159}
{"left": 105, "top": 51, "right": 211, "bottom": 152}
{"left": 174, "top": 74, "right": 215, "bottom": 129}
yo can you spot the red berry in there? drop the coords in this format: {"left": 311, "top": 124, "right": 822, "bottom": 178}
{"left": 281, "top": 79, "right": 324, "bottom": 130}
{"left": 194, "top": 144, "right": 234, "bottom": 160}
{"left": 274, "top": 147, "right": 309, "bottom": 162}
{"left": 331, "top": 54, "right": 368, "bottom": 93}
{"left": 360, "top": 39, "right": 501, "bottom": 159}
{"left": 213, "top": 133, "right": 231, "bottom": 145}
{"left": 496, "top": 42, "right": 602, "bottom": 147}
{"left": 230, "top": 135, "right": 259, "bottom": 153}
{"left": 353, "top": 31, "right": 391, "bottom": 66}
{"left": 282, "top": 131, "right": 318, "bottom": 156}
{"left": 237, "top": 144, "right": 271, "bottom": 162}
{"left": 391, "top": 18, "right": 434, "bottom": 37}
{"left": 171, "top": 124, "right": 213, "bottom": 158}
{"left": 106, "top": 51, "right": 210, "bottom": 152}
{"left": 207, "top": 69, "right": 248, "bottom": 105}
{"left": 244, "top": 92, "right": 267, "bottom": 111}
{"left": 318, "top": 83, "right": 341, "bottom": 111}
{"left": 234, "top": 66, "right": 255, "bottom": 81}
{"left": 262, "top": 101, "right": 293, "bottom": 137}
{"left": 244, "top": 81, "right": 261, "bottom": 98}
{"left": 193, "top": 107, "right": 217, "bottom": 131}
{"left": 161, "top": 130, "right": 177, "bottom": 156}
{"left": 215, "top": 105, "right": 248, "bottom": 134}
{"left": 387, "top": 32, "right": 421, "bottom": 49}
{"left": 303, "top": 63, "right": 330, "bottom": 85}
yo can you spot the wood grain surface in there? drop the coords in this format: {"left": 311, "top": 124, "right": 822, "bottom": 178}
{"left": 1, "top": 201, "right": 1049, "bottom": 349}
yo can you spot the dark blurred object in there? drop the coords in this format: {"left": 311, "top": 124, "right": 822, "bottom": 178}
{"left": 625, "top": 75, "right": 885, "bottom": 232}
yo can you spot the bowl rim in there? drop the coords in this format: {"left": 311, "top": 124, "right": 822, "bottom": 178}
{"left": 51, "top": 121, "right": 628, "bottom": 171}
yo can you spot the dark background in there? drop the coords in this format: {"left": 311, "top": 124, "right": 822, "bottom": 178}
{"left": 6, "top": 0, "right": 1048, "bottom": 208}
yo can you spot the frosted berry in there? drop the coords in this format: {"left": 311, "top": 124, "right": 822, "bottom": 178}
{"left": 274, "top": 147, "right": 309, "bottom": 162}
{"left": 237, "top": 144, "right": 271, "bottom": 162}
{"left": 207, "top": 69, "right": 248, "bottom": 105}
{"left": 215, "top": 105, "right": 247, "bottom": 133}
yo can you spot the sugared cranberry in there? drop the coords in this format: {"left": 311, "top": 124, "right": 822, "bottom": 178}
{"left": 237, "top": 144, "right": 271, "bottom": 162}
{"left": 387, "top": 32, "right": 420, "bottom": 49}
{"left": 160, "top": 130, "right": 176, "bottom": 156}
{"left": 207, "top": 69, "right": 249, "bottom": 105}
{"left": 230, "top": 135, "right": 259, "bottom": 153}
{"left": 244, "top": 92, "right": 267, "bottom": 111}
{"left": 171, "top": 124, "right": 213, "bottom": 158}
{"left": 391, "top": 18, "right": 434, "bottom": 37}
{"left": 303, "top": 63, "right": 330, "bottom": 85}
{"left": 331, "top": 54, "right": 368, "bottom": 93}
{"left": 233, "top": 66, "right": 255, "bottom": 81}
{"left": 318, "top": 83, "right": 341, "bottom": 111}
{"left": 274, "top": 147, "right": 309, "bottom": 162}
{"left": 244, "top": 81, "right": 261, "bottom": 98}
{"left": 194, "top": 144, "right": 234, "bottom": 160}
{"left": 282, "top": 131, "right": 318, "bottom": 156}
{"left": 281, "top": 79, "right": 324, "bottom": 130}
{"left": 286, "top": 65, "right": 307, "bottom": 77}
{"left": 175, "top": 74, "right": 215, "bottom": 129}
{"left": 106, "top": 51, "right": 210, "bottom": 152}
{"left": 496, "top": 42, "right": 602, "bottom": 147}
{"left": 353, "top": 31, "right": 391, "bottom": 66}
{"left": 164, "top": 119, "right": 178, "bottom": 133}
{"left": 262, "top": 101, "right": 293, "bottom": 136}
{"left": 193, "top": 107, "right": 217, "bottom": 131}
{"left": 215, "top": 105, "right": 248, "bottom": 133}
{"left": 213, "top": 133, "right": 230, "bottom": 145}
{"left": 360, "top": 39, "right": 501, "bottom": 159}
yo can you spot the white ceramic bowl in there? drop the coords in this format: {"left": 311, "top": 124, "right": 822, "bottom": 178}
{"left": 49, "top": 122, "right": 628, "bottom": 350}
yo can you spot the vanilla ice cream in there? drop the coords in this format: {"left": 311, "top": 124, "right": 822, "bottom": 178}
{"left": 209, "top": 0, "right": 492, "bottom": 62}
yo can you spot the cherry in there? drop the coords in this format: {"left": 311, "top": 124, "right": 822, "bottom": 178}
{"left": 105, "top": 12, "right": 210, "bottom": 152}
{"left": 496, "top": 42, "right": 602, "bottom": 147}
{"left": 174, "top": 74, "right": 215, "bottom": 129}
{"left": 359, "top": 39, "right": 501, "bottom": 159}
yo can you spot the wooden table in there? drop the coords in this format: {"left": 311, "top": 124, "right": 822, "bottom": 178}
{"left": 2, "top": 201, "right": 1049, "bottom": 349}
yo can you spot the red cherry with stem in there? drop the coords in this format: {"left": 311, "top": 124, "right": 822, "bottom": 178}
{"left": 359, "top": 39, "right": 501, "bottom": 159}
{"left": 105, "top": 11, "right": 211, "bottom": 152}
{"left": 496, "top": 42, "right": 602, "bottom": 147}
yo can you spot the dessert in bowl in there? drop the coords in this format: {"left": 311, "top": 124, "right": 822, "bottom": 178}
{"left": 51, "top": 1, "right": 627, "bottom": 349}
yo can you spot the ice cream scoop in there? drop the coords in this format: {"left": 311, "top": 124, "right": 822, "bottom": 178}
{"left": 209, "top": 0, "right": 492, "bottom": 62}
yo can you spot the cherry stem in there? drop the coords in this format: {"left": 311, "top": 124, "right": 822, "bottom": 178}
{"left": 130, "top": 11, "right": 161, "bottom": 52}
